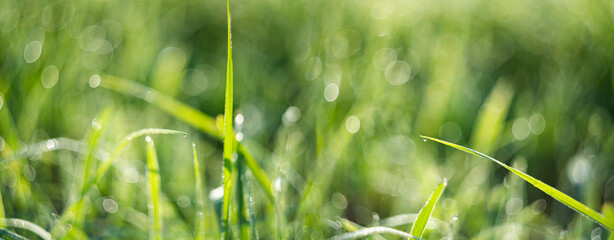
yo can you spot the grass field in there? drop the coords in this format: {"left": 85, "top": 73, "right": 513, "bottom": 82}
{"left": 1, "top": 0, "right": 614, "bottom": 239}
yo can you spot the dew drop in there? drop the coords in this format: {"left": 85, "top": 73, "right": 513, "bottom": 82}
{"left": 145, "top": 136, "right": 152, "bottom": 142}
{"left": 422, "top": 138, "right": 427, "bottom": 142}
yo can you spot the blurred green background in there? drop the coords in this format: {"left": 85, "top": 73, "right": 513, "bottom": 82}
{"left": 1, "top": 0, "right": 614, "bottom": 238}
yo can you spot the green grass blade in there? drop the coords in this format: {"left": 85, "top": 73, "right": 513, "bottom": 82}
{"left": 221, "top": 0, "right": 234, "bottom": 238}
{"left": 51, "top": 128, "right": 185, "bottom": 238}
{"left": 410, "top": 180, "right": 447, "bottom": 238}
{"left": 99, "top": 75, "right": 275, "bottom": 203}
{"left": 0, "top": 218, "right": 51, "bottom": 240}
{"left": 421, "top": 135, "right": 614, "bottom": 231}
{"left": 146, "top": 136, "right": 163, "bottom": 240}
{"left": 193, "top": 143, "right": 205, "bottom": 240}
{"left": 329, "top": 226, "right": 418, "bottom": 240}
{"left": 79, "top": 107, "right": 112, "bottom": 196}
{"left": 0, "top": 192, "right": 4, "bottom": 229}
{"left": 0, "top": 228, "right": 27, "bottom": 240}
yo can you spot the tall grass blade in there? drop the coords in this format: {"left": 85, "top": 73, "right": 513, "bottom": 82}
{"left": 146, "top": 136, "right": 163, "bottom": 240}
{"left": 421, "top": 135, "right": 614, "bottom": 231}
{"left": 0, "top": 218, "right": 51, "bottom": 240}
{"left": 193, "top": 143, "right": 205, "bottom": 240}
{"left": 329, "top": 226, "right": 418, "bottom": 240}
{"left": 410, "top": 180, "right": 447, "bottom": 238}
{"left": 221, "top": 0, "right": 235, "bottom": 238}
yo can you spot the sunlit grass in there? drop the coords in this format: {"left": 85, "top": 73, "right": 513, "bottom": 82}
{"left": 1, "top": 0, "right": 614, "bottom": 238}
{"left": 221, "top": 0, "right": 235, "bottom": 238}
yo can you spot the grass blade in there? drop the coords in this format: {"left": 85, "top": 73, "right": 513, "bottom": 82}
{"left": 68, "top": 108, "right": 112, "bottom": 238}
{"left": 410, "top": 180, "right": 447, "bottom": 238}
{"left": 51, "top": 128, "right": 185, "bottom": 238}
{"left": 146, "top": 136, "right": 163, "bottom": 240}
{"left": 0, "top": 228, "right": 27, "bottom": 240}
{"left": 0, "top": 218, "right": 51, "bottom": 240}
{"left": 193, "top": 143, "right": 205, "bottom": 240}
{"left": 421, "top": 135, "right": 614, "bottom": 231}
{"left": 221, "top": 0, "right": 234, "bottom": 238}
{"left": 329, "top": 226, "right": 418, "bottom": 240}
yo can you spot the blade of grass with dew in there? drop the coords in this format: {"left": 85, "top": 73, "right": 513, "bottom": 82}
{"left": 221, "top": 0, "right": 234, "bottom": 238}
{"left": 421, "top": 135, "right": 614, "bottom": 231}
{"left": 329, "top": 226, "right": 418, "bottom": 240}
{"left": 146, "top": 136, "right": 163, "bottom": 240}
{"left": 98, "top": 75, "right": 274, "bottom": 203}
{"left": 0, "top": 218, "right": 51, "bottom": 240}
{"left": 410, "top": 179, "right": 447, "bottom": 238}
{"left": 50, "top": 128, "right": 186, "bottom": 238}
{"left": 193, "top": 143, "right": 205, "bottom": 240}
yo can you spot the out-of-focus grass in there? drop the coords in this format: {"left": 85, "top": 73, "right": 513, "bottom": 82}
{"left": 2, "top": 0, "right": 614, "bottom": 239}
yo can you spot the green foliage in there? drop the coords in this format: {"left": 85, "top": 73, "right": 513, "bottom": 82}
{"left": 1, "top": 0, "right": 614, "bottom": 238}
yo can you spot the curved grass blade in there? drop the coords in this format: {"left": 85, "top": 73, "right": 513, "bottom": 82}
{"left": 99, "top": 75, "right": 274, "bottom": 203}
{"left": 0, "top": 228, "right": 27, "bottom": 240}
{"left": 146, "top": 137, "right": 163, "bottom": 240}
{"left": 0, "top": 218, "right": 51, "bottom": 240}
{"left": 221, "top": 0, "right": 235, "bottom": 238}
{"left": 421, "top": 135, "right": 614, "bottom": 231}
{"left": 193, "top": 143, "right": 205, "bottom": 240}
{"left": 51, "top": 128, "right": 185, "bottom": 238}
{"left": 410, "top": 180, "right": 447, "bottom": 238}
{"left": 329, "top": 226, "right": 419, "bottom": 240}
